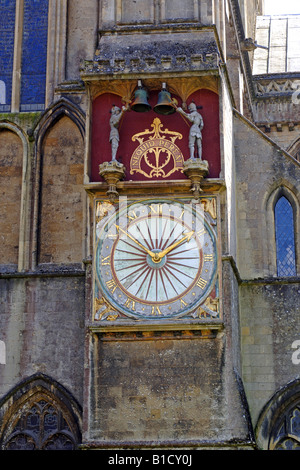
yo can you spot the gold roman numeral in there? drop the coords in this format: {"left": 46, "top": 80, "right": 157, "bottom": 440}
{"left": 204, "top": 254, "right": 214, "bottom": 262}
{"left": 150, "top": 305, "right": 162, "bottom": 316}
{"left": 197, "top": 278, "right": 207, "bottom": 290}
{"left": 127, "top": 210, "right": 138, "bottom": 221}
{"left": 124, "top": 298, "right": 136, "bottom": 311}
{"left": 101, "top": 254, "right": 111, "bottom": 266}
{"left": 106, "top": 279, "right": 117, "bottom": 293}
{"left": 197, "top": 228, "right": 207, "bottom": 237}
{"left": 149, "top": 204, "right": 163, "bottom": 215}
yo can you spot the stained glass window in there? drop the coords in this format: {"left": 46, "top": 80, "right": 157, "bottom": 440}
{"left": 3, "top": 398, "right": 78, "bottom": 450}
{"left": 0, "top": 0, "right": 16, "bottom": 111}
{"left": 275, "top": 196, "right": 296, "bottom": 277}
{"left": 20, "top": 0, "right": 49, "bottom": 111}
{"left": 273, "top": 406, "right": 300, "bottom": 450}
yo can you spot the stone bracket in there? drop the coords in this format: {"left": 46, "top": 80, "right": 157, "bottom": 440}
{"left": 99, "top": 161, "right": 126, "bottom": 202}
{"left": 183, "top": 158, "right": 209, "bottom": 198}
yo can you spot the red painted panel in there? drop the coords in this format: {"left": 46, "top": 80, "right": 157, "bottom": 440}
{"left": 91, "top": 88, "right": 221, "bottom": 181}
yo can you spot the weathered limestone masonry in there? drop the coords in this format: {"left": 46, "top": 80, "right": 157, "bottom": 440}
{"left": 0, "top": 0, "right": 299, "bottom": 451}
{"left": 233, "top": 112, "right": 300, "bottom": 427}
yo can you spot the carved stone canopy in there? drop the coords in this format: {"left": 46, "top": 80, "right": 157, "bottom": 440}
{"left": 83, "top": 75, "right": 219, "bottom": 107}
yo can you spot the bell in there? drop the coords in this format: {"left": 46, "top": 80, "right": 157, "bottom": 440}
{"left": 153, "top": 83, "right": 176, "bottom": 115}
{"left": 130, "top": 81, "right": 151, "bottom": 113}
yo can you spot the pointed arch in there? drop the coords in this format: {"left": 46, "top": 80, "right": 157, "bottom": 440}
{"left": 274, "top": 194, "right": 296, "bottom": 277}
{"left": 33, "top": 97, "right": 85, "bottom": 144}
{"left": 0, "top": 121, "right": 30, "bottom": 271}
{"left": 0, "top": 373, "right": 82, "bottom": 450}
{"left": 31, "top": 99, "right": 86, "bottom": 269}
{"left": 263, "top": 183, "right": 299, "bottom": 277}
{"left": 287, "top": 137, "right": 300, "bottom": 163}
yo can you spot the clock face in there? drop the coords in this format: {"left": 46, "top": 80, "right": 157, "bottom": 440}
{"left": 95, "top": 199, "right": 217, "bottom": 320}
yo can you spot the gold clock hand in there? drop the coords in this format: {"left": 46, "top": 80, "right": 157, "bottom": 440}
{"left": 115, "top": 225, "right": 156, "bottom": 257}
{"left": 153, "top": 231, "right": 195, "bottom": 262}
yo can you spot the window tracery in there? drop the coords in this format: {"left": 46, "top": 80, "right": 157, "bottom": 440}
{"left": 3, "top": 397, "right": 78, "bottom": 450}
{"left": 256, "top": 380, "right": 300, "bottom": 450}
{"left": 0, "top": 375, "right": 82, "bottom": 451}
{"left": 271, "top": 405, "right": 300, "bottom": 450}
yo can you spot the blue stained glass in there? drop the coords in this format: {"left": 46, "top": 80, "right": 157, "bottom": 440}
{"left": 20, "top": 0, "right": 49, "bottom": 109}
{"left": 0, "top": 0, "right": 16, "bottom": 107}
{"left": 275, "top": 196, "right": 297, "bottom": 277}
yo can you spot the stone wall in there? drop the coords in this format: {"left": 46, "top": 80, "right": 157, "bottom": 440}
{"left": 0, "top": 275, "right": 85, "bottom": 404}
{"left": 66, "top": 0, "right": 98, "bottom": 81}
{"left": 100, "top": 0, "right": 214, "bottom": 27}
{"left": 86, "top": 326, "right": 251, "bottom": 447}
{"left": 234, "top": 112, "right": 300, "bottom": 279}
{"left": 240, "top": 281, "right": 300, "bottom": 425}
{"left": 234, "top": 111, "right": 300, "bottom": 428}
{"left": 0, "top": 108, "right": 86, "bottom": 406}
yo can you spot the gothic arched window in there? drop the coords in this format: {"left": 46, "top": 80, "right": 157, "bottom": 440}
{"left": 256, "top": 379, "right": 300, "bottom": 450}
{"left": 274, "top": 195, "right": 297, "bottom": 277}
{"left": 3, "top": 397, "right": 79, "bottom": 450}
{"left": 0, "top": 375, "right": 82, "bottom": 451}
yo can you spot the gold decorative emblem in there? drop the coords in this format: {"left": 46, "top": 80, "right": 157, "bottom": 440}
{"left": 130, "top": 118, "right": 184, "bottom": 178}
{"left": 95, "top": 200, "right": 114, "bottom": 223}
{"left": 94, "top": 296, "right": 119, "bottom": 322}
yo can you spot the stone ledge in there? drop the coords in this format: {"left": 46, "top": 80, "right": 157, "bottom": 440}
{"left": 0, "top": 265, "right": 86, "bottom": 279}
{"left": 96, "top": 328, "right": 221, "bottom": 341}
{"left": 84, "top": 178, "right": 226, "bottom": 196}
{"left": 253, "top": 73, "right": 300, "bottom": 98}
{"left": 79, "top": 438, "right": 255, "bottom": 450}
{"left": 87, "top": 319, "right": 224, "bottom": 335}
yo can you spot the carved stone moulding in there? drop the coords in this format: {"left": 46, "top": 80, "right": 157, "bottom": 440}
{"left": 82, "top": 52, "right": 219, "bottom": 76}
{"left": 84, "top": 76, "right": 219, "bottom": 108}
{"left": 253, "top": 74, "right": 300, "bottom": 98}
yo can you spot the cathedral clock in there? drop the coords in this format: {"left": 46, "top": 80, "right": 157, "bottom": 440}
{"left": 93, "top": 198, "right": 219, "bottom": 322}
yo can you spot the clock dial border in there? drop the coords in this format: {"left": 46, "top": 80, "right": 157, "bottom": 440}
{"left": 93, "top": 197, "right": 220, "bottom": 322}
